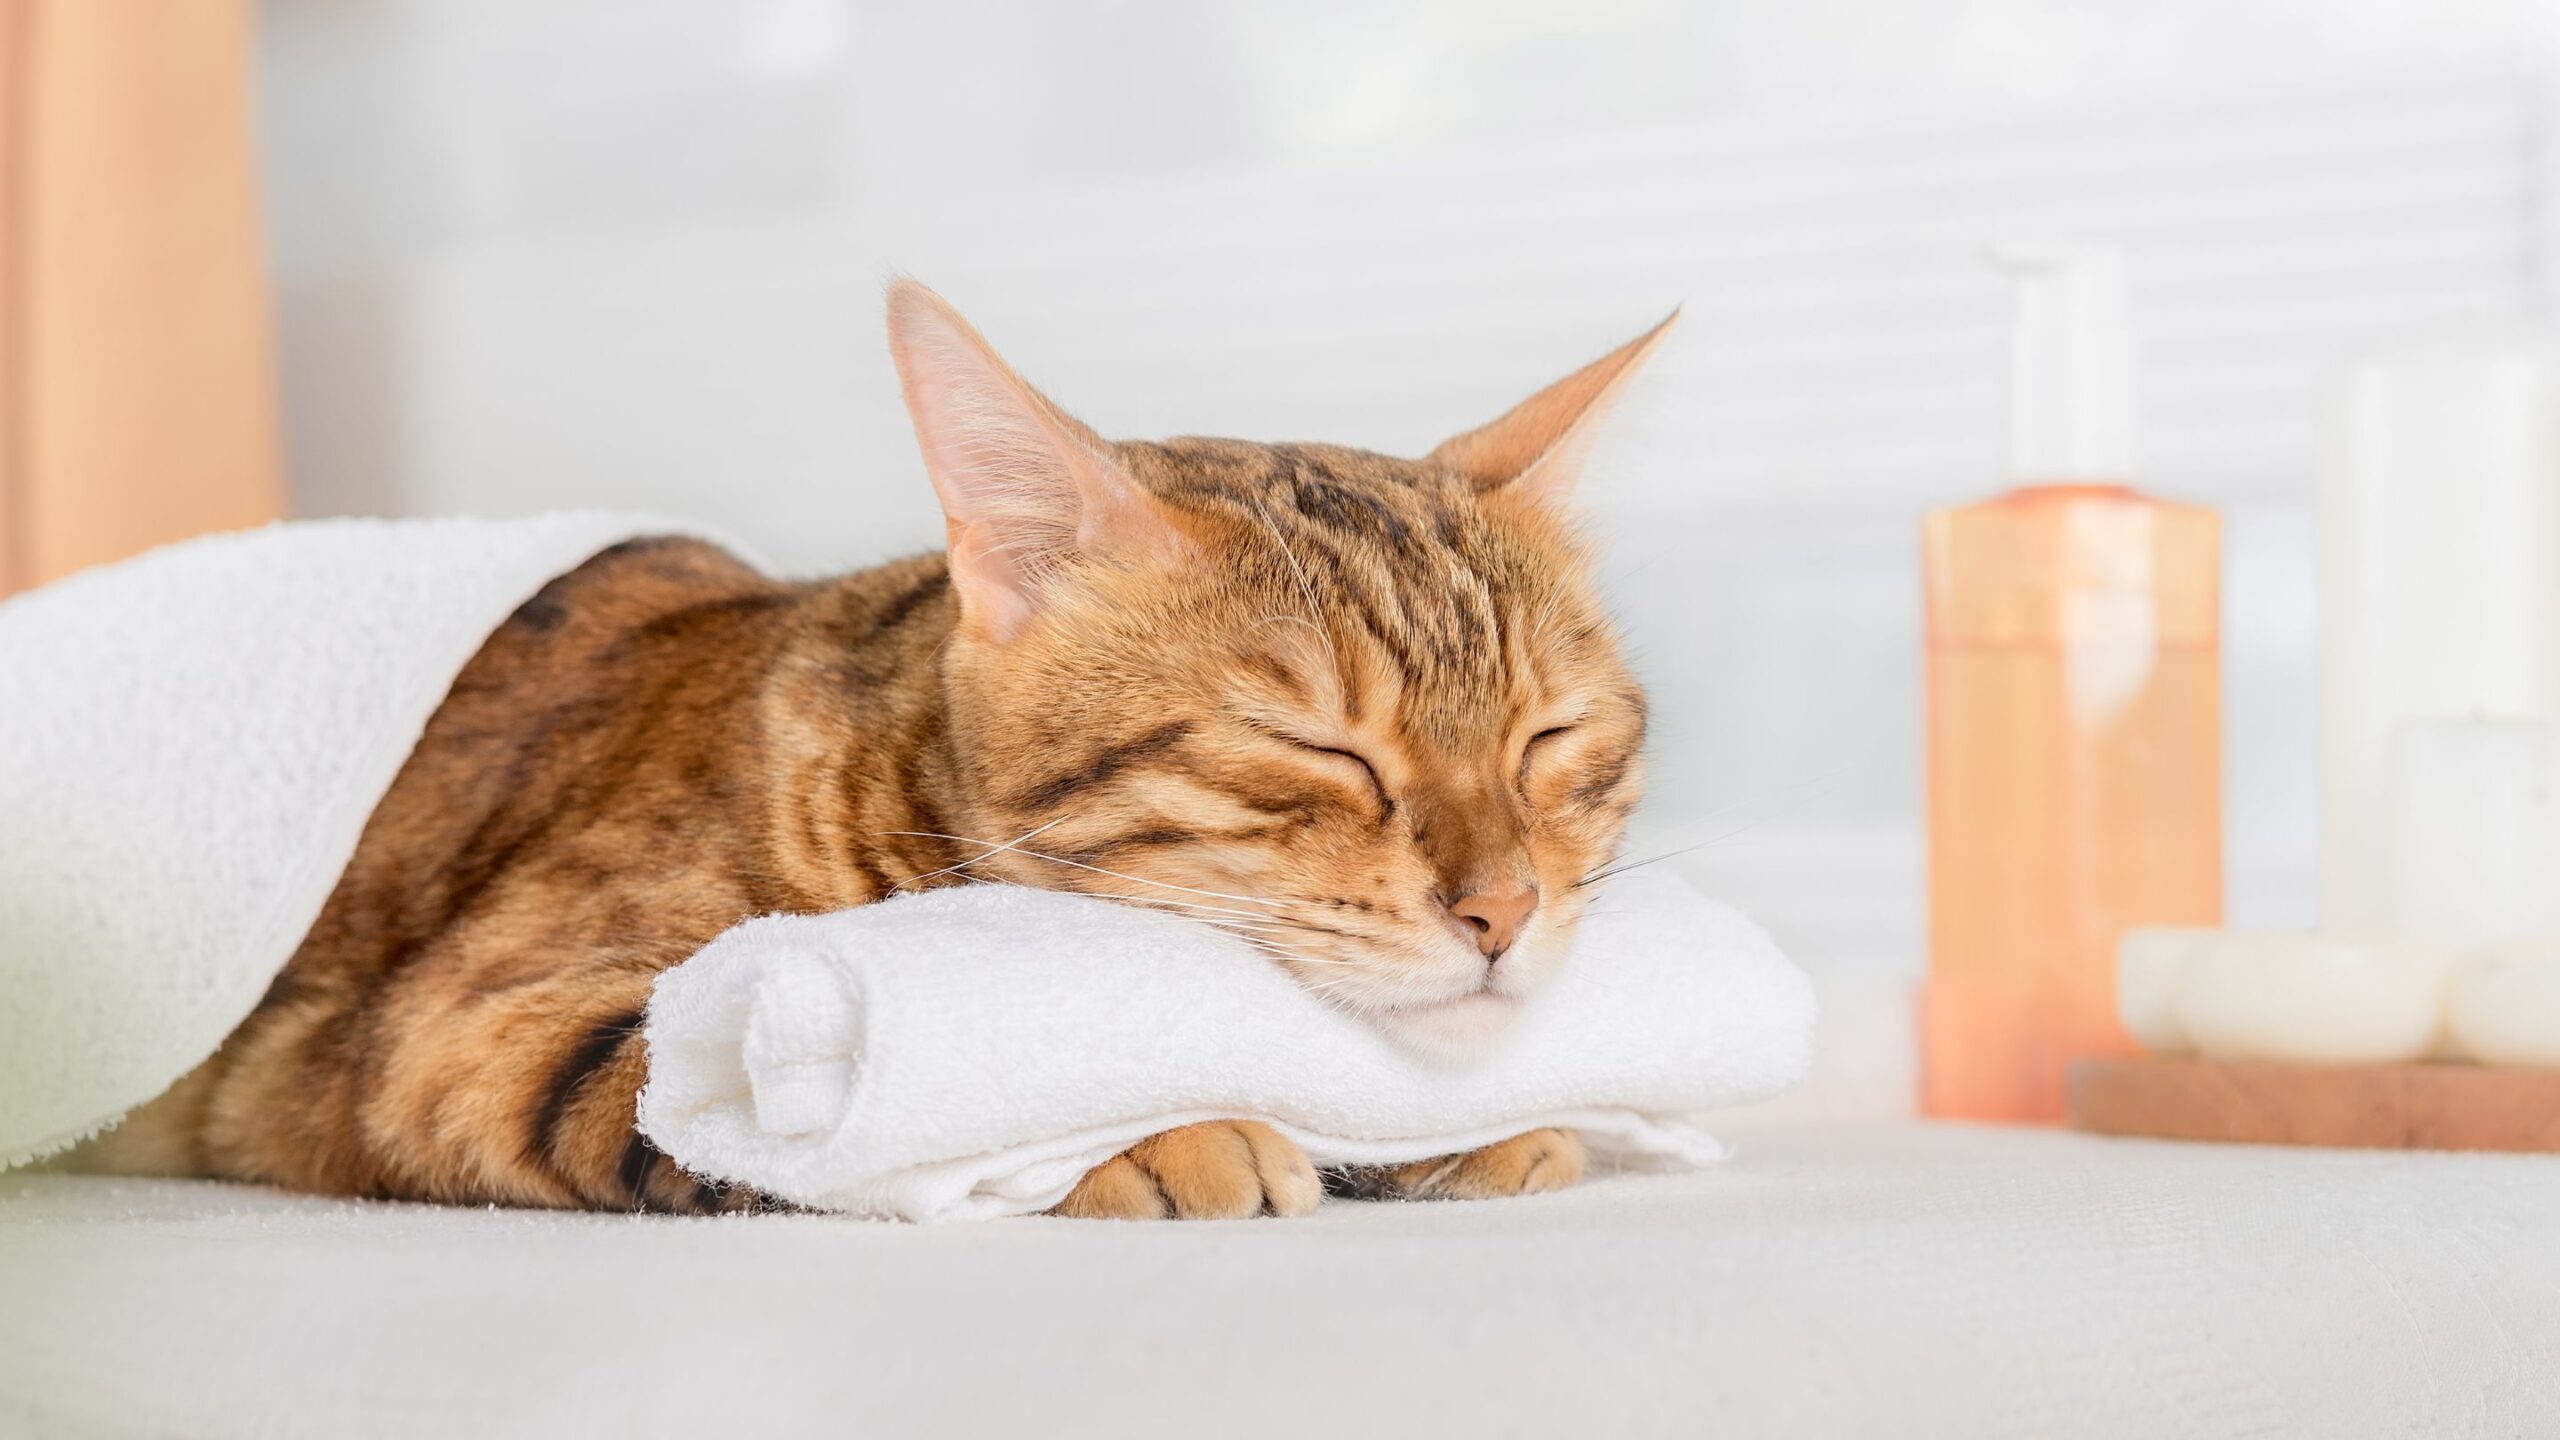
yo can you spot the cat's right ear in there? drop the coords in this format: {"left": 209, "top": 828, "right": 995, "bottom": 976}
{"left": 1427, "top": 309, "right": 1678, "bottom": 505}
{"left": 885, "top": 280, "right": 1180, "bottom": 641}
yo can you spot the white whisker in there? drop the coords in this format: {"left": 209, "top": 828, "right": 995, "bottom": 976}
{"left": 889, "top": 815, "right": 1071, "bottom": 890}
{"left": 1248, "top": 492, "right": 1338, "bottom": 668}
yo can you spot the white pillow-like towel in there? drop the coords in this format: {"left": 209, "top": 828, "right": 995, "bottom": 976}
{"left": 639, "top": 870, "right": 1815, "bottom": 1221}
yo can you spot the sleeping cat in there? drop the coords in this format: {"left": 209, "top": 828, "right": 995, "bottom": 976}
{"left": 83, "top": 282, "right": 1666, "bottom": 1217}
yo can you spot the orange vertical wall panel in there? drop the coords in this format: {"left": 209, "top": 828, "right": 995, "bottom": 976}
{"left": 0, "top": 0, "right": 282, "bottom": 597}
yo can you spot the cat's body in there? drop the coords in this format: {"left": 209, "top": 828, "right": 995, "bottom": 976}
{"left": 83, "top": 286, "right": 1667, "bottom": 1217}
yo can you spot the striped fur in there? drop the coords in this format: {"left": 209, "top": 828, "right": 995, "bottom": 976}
{"left": 81, "top": 288, "right": 1662, "bottom": 1217}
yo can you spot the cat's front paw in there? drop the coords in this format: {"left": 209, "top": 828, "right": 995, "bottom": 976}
{"left": 1052, "top": 1120, "right": 1321, "bottom": 1220}
{"left": 1353, "top": 1127, "right": 1585, "bottom": 1201}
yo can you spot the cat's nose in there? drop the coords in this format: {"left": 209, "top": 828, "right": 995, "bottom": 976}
{"left": 1444, "top": 886, "right": 1538, "bottom": 962}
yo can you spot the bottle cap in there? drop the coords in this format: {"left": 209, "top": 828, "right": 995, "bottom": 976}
{"left": 1989, "top": 243, "right": 2138, "bottom": 483}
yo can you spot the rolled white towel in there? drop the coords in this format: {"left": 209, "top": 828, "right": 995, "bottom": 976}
{"left": 637, "top": 869, "right": 1815, "bottom": 1221}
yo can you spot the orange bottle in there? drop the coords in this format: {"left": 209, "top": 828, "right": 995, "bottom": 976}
{"left": 1922, "top": 247, "right": 2223, "bottom": 1123}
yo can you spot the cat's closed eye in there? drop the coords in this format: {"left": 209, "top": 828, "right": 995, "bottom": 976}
{"left": 1288, "top": 738, "right": 1391, "bottom": 812}
{"left": 1516, "top": 724, "right": 1577, "bottom": 787}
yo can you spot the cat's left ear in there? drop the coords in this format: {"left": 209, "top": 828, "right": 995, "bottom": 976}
{"left": 1427, "top": 310, "right": 1679, "bottom": 502}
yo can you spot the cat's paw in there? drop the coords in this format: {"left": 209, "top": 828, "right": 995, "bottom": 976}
{"left": 1366, "top": 1127, "right": 1585, "bottom": 1201}
{"left": 1051, "top": 1120, "right": 1320, "bottom": 1220}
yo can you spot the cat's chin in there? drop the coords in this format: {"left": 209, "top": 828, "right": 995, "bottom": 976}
{"left": 1375, "top": 991, "right": 1524, "bottom": 1064}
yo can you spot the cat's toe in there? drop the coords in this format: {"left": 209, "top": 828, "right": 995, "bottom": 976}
{"left": 1389, "top": 1127, "right": 1585, "bottom": 1201}
{"left": 1140, "top": 1119, "right": 1318, "bottom": 1218}
{"left": 1052, "top": 1120, "right": 1317, "bottom": 1220}
{"left": 1050, "top": 1153, "right": 1170, "bottom": 1220}
{"left": 1241, "top": 1122, "right": 1324, "bottom": 1217}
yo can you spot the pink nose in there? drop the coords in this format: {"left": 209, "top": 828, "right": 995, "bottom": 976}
{"left": 1445, "top": 886, "right": 1537, "bottom": 961}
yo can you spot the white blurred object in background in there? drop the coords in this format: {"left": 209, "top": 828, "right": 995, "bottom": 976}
{"left": 1985, "top": 242, "right": 2138, "bottom": 482}
{"left": 2115, "top": 927, "right": 2213, "bottom": 1055}
{"left": 2448, "top": 941, "right": 2560, "bottom": 1065}
{"left": 2319, "top": 331, "right": 2560, "bottom": 931}
{"left": 2171, "top": 932, "right": 2454, "bottom": 1066}
{"left": 2383, "top": 717, "right": 2560, "bottom": 947}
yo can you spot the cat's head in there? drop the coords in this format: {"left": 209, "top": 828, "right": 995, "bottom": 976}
{"left": 886, "top": 280, "right": 1664, "bottom": 1059}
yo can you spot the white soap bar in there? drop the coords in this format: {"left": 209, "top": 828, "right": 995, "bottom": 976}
{"left": 2447, "top": 940, "right": 2560, "bottom": 1067}
{"left": 2174, "top": 933, "right": 2453, "bottom": 1065}
{"left": 2117, "top": 928, "right": 2212, "bottom": 1055}
{"left": 2385, "top": 717, "right": 2560, "bottom": 948}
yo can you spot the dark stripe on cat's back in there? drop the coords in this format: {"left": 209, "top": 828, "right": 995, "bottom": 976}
{"left": 504, "top": 588, "right": 570, "bottom": 634}
{"left": 1011, "top": 720, "right": 1196, "bottom": 811}
{"left": 861, "top": 569, "right": 950, "bottom": 638}
{"left": 626, "top": 591, "right": 795, "bottom": 645}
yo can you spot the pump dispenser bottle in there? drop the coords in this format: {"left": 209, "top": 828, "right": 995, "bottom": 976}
{"left": 1921, "top": 245, "right": 2223, "bottom": 1123}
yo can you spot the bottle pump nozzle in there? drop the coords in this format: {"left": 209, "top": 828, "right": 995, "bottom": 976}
{"left": 1989, "top": 242, "right": 2138, "bottom": 483}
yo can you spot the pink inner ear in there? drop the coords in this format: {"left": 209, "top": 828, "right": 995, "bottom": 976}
{"left": 1430, "top": 309, "right": 1679, "bottom": 498}
{"left": 886, "top": 280, "right": 1189, "bottom": 641}
{"left": 947, "top": 523, "right": 1038, "bottom": 641}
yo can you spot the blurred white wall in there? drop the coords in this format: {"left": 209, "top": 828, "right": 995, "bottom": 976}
{"left": 254, "top": 3, "right": 2560, "bottom": 1106}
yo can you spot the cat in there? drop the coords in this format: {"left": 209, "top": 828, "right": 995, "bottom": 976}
{"left": 80, "top": 281, "right": 1667, "bottom": 1217}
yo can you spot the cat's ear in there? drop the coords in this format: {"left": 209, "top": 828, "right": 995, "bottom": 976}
{"left": 1428, "top": 310, "right": 1679, "bottom": 502}
{"left": 885, "top": 279, "right": 1180, "bottom": 640}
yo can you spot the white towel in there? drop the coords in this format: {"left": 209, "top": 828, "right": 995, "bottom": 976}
{"left": 0, "top": 513, "right": 727, "bottom": 1166}
{"left": 638, "top": 870, "right": 1815, "bottom": 1221}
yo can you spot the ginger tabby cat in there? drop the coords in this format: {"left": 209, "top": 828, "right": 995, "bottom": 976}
{"left": 84, "top": 282, "right": 1666, "bottom": 1217}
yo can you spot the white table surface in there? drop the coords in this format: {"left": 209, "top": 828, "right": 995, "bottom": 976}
{"left": 5, "top": 1120, "right": 2556, "bottom": 1439}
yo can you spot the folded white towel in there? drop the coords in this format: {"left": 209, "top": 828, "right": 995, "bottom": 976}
{"left": 638, "top": 869, "right": 1816, "bottom": 1222}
